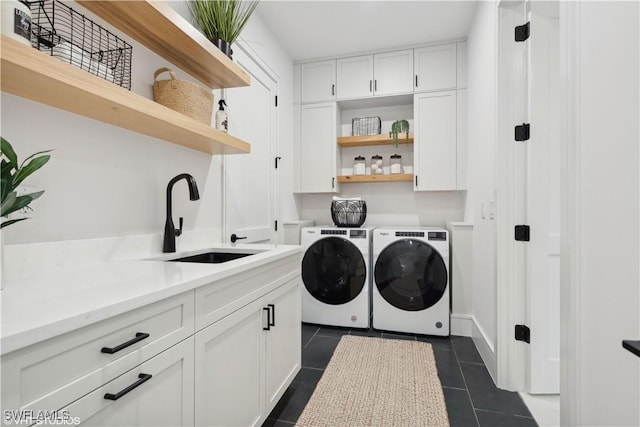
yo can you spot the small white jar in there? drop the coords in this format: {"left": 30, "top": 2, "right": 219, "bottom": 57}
{"left": 390, "top": 154, "right": 402, "bottom": 174}
{"left": 371, "top": 155, "right": 383, "bottom": 174}
{"left": 1, "top": 0, "right": 32, "bottom": 46}
{"left": 353, "top": 156, "right": 366, "bottom": 175}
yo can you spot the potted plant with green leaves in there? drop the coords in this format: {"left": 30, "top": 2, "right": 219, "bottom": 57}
{"left": 1, "top": 137, "right": 51, "bottom": 229}
{"left": 190, "top": 0, "right": 260, "bottom": 59}
{"left": 389, "top": 119, "right": 410, "bottom": 148}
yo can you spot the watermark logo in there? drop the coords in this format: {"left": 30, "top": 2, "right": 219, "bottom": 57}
{"left": 3, "top": 409, "right": 81, "bottom": 425}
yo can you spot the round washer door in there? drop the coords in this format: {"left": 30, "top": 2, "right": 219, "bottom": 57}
{"left": 302, "top": 237, "right": 366, "bottom": 305}
{"left": 374, "top": 239, "right": 447, "bottom": 311}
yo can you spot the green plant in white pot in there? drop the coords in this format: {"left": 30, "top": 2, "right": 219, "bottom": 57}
{"left": 1, "top": 137, "right": 50, "bottom": 229}
{"left": 190, "top": 0, "right": 260, "bottom": 59}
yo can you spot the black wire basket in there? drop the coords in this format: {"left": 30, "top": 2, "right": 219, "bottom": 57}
{"left": 28, "top": 0, "right": 133, "bottom": 90}
{"left": 331, "top": 200, "right": 367, "bottom": 228}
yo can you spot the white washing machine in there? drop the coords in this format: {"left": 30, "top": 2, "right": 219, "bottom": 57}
{"left": 301, "top": 226, "right": 373, "bottom": 328}
{"left": 372, "top": 227, "right": 450, "bottom": 336}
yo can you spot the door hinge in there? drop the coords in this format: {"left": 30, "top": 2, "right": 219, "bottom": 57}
{"left": 515, "top": 225, "right": 530, "bottom": 241}
{"left": 515, "top": 324, "right": 531, "bottom": 343}
{"left": 275, "top": 95, "right": 278, "bottom": 107}
{"left": 274, "top": 220, "right": 278, "bottom": 231}
{"left": 515, "top": 22, "right": 530, "bottom": 42}
{"left": 515, "top": 123, "right": 530, "bottom": 141}
{"left": 275, "top": 156, "right": 281, "bottom": 169}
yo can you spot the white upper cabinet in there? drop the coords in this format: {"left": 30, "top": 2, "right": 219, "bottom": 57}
{"left": 414, "top": 90, "right": 457, "bottom": 191}
{"left": 456, "top": 42, "right": 467, "bottom": 89}
{"left": 337, "top": 50, "right": 414, "bottom": 100}
{"left": 300, "top": 60, "right": 336, "bottom": 103}
{"left": 414, "top": 44, "right": 457, "bottom": 92}
{"left": 299, "top": 102, "right": 339, "bottom": 193}
{"left": 373, "top": 49, "right": 414, "bottom": 96}
{"left": 337, "top": 55, "right": 374, "bottom": 99}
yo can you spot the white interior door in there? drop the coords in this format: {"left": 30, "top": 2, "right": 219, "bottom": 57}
{"left": 223, "top": 45, "right": 278, "bottom": 244}
{"left": 526, "top": 0, "right": 561, "bottom": 394}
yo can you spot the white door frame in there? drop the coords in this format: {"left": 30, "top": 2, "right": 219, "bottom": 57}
{"left": 496, "top": 0, "right": 528, "bottom": 392}
{"left": 559, "top": 2, "right": 640, "bottom": 424}
{"left": 559, "top": 1, "right": 580, "bottom": 421}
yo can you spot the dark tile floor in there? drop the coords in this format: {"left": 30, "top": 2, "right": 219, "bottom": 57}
{"left": 263, "top": 324, "right": 538, "bottom": 427}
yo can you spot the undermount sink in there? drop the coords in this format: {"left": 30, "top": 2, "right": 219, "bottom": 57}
{"left": 167, "top": 251, "right": 254, "bottom": 264}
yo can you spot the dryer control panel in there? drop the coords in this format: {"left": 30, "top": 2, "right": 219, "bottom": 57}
{"left": 428, "top": 231, "right": 447, "bottom": 241}
{"left": 350, "top": 230, "right": 368, "bottom": 239}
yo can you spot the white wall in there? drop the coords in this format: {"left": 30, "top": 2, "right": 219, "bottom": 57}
{"left": 562, "top": 1, "right": 640, "bottom": 425}
{"left": 466, "top": 0, "right": 498, "bottom": 377}
{"left": 1, "top": 2, "right": 293, "bottom": 253}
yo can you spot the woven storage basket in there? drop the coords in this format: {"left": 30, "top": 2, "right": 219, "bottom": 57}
{"left": 153, "top": 68, "right": 213, "bottom": 125}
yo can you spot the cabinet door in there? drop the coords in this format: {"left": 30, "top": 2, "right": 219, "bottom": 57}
{"left": 300, "top": 103, "right": 339, "bottom": 193}
{"left": 61, "top": 338, "right": 194, "bottom": 427}
{"left": 264, "top": 280, "right": 301, "bottom": 412}
{"left": 456, "top": 89, "right": 467, "bottom": 190}
{"left": 301, "top": 60, "right": 336, "bottom": 103}
{"left": 414, "top": 44, "right": 457, "bottom": 92}
{"left": 414, "top": 91, "right": 457, "bottom": 191}
{"left": 456, "top": 42, "right": 467, "bottom": 89}
{"left": 336, "top": 55, "right": 374, "bottom": 99}
{"left": 194, "top": 299, "right": 264, "bottom": 427}
{"left": 373, "top": 49, "right": 414, "bottom": 96}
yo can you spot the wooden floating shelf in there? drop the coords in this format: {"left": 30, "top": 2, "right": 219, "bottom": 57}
{"left": 337, "top": 174, "right": 414, "bottom": 183}
{"left": 77, "top": 0, "right": 250, "bottom": 89}
{"left": 0, "top": 36, "right": 250, "bottom": 155}
{"left": 338, "top": 133, "right": 414, "bottom": 147}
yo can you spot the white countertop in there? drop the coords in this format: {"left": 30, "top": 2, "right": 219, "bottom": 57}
{"left": 0, "top": 244, "right": 302, "bottom": 355}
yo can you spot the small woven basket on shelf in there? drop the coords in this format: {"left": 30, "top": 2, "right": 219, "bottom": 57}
{"left": 152, "top": 68, "right": 213, "bottom": 125}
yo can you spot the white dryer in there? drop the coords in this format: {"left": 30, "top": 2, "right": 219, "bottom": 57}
{"left": 301, "top": 226, "right": 373, "bottom": 328}
{"left": 372, "top": 227, "right": 450, "bottom": 336}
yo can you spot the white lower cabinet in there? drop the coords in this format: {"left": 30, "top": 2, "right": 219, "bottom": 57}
{"left": 1, "top": 256, "right": 302, "bottom": 427}
{"left": 1, "top": 292, "right": 194, "bottom": 420}
{"left": 194, "top": 278, "right": 301, "bottom": 427}
{"left": 63, "top": 338, "right": 194, "bottom": 426}
{"left": 264, "top": 281, "right": 301, "bottom": 410}
{"left": 194, "top": 298, "right": 264, "bottom": 427}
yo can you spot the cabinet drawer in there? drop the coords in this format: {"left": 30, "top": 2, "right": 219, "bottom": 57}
{"left": 61, "top": 337, "right": 194, "bottom": 427}
{"left": 1, "top": 292, "right": 194, "bottom": 415}
{"left": 195, "top": 256, "right": 300, "bottom": 331}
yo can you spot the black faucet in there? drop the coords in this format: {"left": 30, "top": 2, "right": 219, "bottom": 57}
{"left": 163, "top": 173, "right": 200, "bottom": 253}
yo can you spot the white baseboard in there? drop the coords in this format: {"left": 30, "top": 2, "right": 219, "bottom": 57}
{"left": 451, "top": 314, "right": 473, "bottom": 336}
{"left": 472, "top": 317, "right": 498, "bottom": 384}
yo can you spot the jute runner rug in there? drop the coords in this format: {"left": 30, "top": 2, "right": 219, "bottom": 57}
{"left": 296, "top": 335, "right": 450, "bottom": 427}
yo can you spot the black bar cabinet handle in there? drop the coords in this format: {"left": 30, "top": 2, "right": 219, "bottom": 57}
{"left": 263, "top": 307, "right": 271, "bottom": 330}
{"left": 104, "top": 373, "right": 152, "bottom": 401}
{"left": 331, "top": 84, "right": 335, "bottom": 96}
{"left": 622, "top": 340, "right": 640, "bottom": 358}
{"left": 268, "top": 304, "right": 275, "bottom": 327}
{"left": 415, "top": 75, "right": 418, "bottom": 87}
{"left": 101, "top": 332, "right": 150, "bottom": 354}
{"left": 415, "top": 175, "right": 418, "bottom": 186}
{"left": 332, "top": 177, "right": 335, "bottom": 188}
{"left": 374, "top": 80, "right": 377, "bottom": 91}
{"left": 369, "top": 80, "right": 372, "bottom": 92}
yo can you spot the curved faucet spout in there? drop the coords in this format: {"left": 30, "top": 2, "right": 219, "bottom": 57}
{"left": 163, "top": 173, "right": 200, "bottom": 253}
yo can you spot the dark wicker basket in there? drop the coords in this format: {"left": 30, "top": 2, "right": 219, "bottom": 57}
{"left": 331, "top": 200, "right": 367, "bottom": 228}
